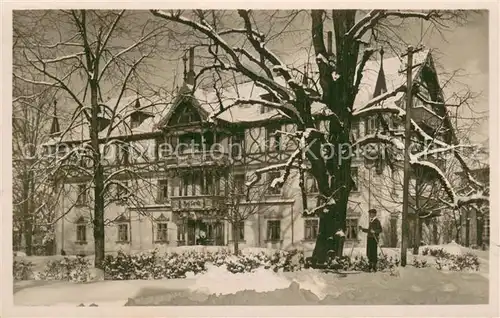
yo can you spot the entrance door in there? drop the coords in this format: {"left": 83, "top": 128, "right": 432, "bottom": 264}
{"left": 187, "top": 219, "right": 196, "bottom": 245}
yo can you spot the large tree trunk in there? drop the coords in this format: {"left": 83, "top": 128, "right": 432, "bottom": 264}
{"left": 309, "top": 10, "right": 358, "bottom": 264}
{"left": 90, "top": 80, "right": 105, "bottom": 269}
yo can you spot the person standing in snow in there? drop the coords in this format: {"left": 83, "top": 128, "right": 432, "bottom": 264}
{"left": 359, "top": 208, "right": 382, "bottom": 272}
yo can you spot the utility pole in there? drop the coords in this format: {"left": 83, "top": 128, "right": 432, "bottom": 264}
{"left": 400, "top": 45, "right": 423, "bottom": 266}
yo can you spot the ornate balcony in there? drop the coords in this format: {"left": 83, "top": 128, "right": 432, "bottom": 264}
{"left": 164, "top": 150, "right": 230, "bottom": 170}
{"left": 170, "top": 195, "right": 227, "bottom": 212}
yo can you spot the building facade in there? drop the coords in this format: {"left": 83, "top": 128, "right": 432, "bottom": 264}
{"left": 49, "top": 48, "right": 446, "bottom": 255}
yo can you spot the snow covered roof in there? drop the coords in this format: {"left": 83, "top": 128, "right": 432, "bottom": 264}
{"left": 56, "top": 49, "right": 431, "bottom": 142}
{"left": 58, "top": 95, "right": 172, "bottom": 143}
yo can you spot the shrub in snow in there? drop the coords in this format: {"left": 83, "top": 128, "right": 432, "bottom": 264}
{"left": 422, "top": 247, "right": 451, "bottom": 258}
{"left": 422, "top": 246, "right": 480, "bottom": 271}
{"left": 99, "top": 249, "right": 304, "bottom": 280}
{"left": 435, "top": 252, "right": 480, "bottom": 272}
{"left": 327, "top": 253, "right": 400, "bottom": 272}
{"left": 13, "top": 259, "right": 34, "bottom": 280}
{"left": 411, "top": 257, "right": 429, "bottom": 268}
{"left": 40, "top": 256, "right": 91, "bottom": 282}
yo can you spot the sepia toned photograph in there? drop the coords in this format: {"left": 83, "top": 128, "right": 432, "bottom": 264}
{"left": 3, "top": 3, "right": 497, "bottom": 315}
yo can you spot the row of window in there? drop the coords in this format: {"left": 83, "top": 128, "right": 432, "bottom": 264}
{"left": 74, "top": 218, "right": 361, "bottom": 243}
{"left": 74, "top": 167, "right": 361, "bottom": 206}
{"left": 76, "top": 221, "right": 168, "bottom": 243}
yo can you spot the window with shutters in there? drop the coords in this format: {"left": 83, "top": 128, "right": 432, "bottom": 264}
{"left": 266, "top": 220, "right": 281, "bottom": 241}
{"left": 117, "top": 223, "right": 129, "bottom": 242}
{"left": 76, "top": 217, "right": 87, "bottom": 243}
{"left": 156, "top": 223, "right": 168, "bottom": 242}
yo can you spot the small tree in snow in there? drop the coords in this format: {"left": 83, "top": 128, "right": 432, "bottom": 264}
{"left": 219, "top": 165, "right": 272, "bottom": 255}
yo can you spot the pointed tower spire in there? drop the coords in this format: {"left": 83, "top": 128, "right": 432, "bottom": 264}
{"left": 50, "top": 100, "right": 60, "bottom": 136}
{"left": 373, "top": 47, "right": 388, "bottom": 97}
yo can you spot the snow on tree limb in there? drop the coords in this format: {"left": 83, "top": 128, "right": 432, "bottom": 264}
{"left": 13, "top": 74, "right": 62, "bottom": 88}
{"left": 354, "top": 47, "right": 376, "bottom": 92}
{"left": 353, "top": 132, "right": 405, "bottom": 150}
{"left": 207, "top": 97, "right": 303, "bottom": 124}
{"left": 352, "top": 103, "right": 405, "bottom": 118}
{"left": 345, "top": 10, "right": 383, "bottom": 38}
{"left": 218, "top": 28, "right": 265, "bottom": 40}
{"left": 353, "top": 85, "right": 407, "bottom": 114}
{"left": 245, "top": 148, "right": 302, "bottom": 189}
{"left": 349, "top": 10, "right": 444, "bottom": 41}
{"left": 151, "top": 10, "right": 292, "bottom": 101}
{"left": 27, "top": 52, "right": 85, "bottom": 64}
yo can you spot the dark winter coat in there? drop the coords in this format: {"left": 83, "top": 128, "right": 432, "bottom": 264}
{"left": 362, "top": 217, "right": 382, "bottom": 240}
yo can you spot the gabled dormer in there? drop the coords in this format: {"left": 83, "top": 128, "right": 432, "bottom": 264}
{"left": 129, "top": 97, "right": 154, "bottom": 129}
{"left": 96, "top": 104, "right": 111, "bottom": 133}
{"left": 169, "top": 99, "right": 202, "bottom": 126}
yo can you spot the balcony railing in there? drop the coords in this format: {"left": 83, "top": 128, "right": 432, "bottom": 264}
{"left": 170, "top": 195, "right": 227, "bottom": 211}
{"left": 164, "top": 150, "right": 230, "bottom": 169}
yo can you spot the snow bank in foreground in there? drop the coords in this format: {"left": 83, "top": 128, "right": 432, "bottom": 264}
{"left": 189, "top": 264, "right": 290, "bottom": 296}
{"left": 189, "top": 264, "right": 327, "bottom": 299}
{"left": 290, "top": 269, "right": 329, "bottom": 300}
{"left": 189, "top": 264, "right": 330, "bottom": 300}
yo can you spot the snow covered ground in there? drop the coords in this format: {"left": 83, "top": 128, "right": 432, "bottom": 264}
{"left": 13, "top": 242, "right": 490, "bottom": 306}
{"left": 14, "top": 265, "right": 488, "bottom": 306}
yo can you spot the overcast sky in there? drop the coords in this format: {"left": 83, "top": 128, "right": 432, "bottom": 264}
{"left": 14, "top": 10, "right": 489, "bottom": 146}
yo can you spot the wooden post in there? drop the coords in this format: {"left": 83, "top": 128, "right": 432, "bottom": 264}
{"left": 413, "top": 179, "right": 421, "bottom": 255}
{"left": 400, "top": 45, "right": 423, "bottom": 266}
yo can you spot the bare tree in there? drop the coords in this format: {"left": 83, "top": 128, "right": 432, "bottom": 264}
{"left": 13, "top": 10, "right": 172, "bottom": 268}
{"left": 215, "top": 164, "right": 273, "bottom": 255}
{"left": 12, "top": 83, "right": 60, "bottom": 255}
{"left": 150, "top": 10, "right": 489, "bottom": 264}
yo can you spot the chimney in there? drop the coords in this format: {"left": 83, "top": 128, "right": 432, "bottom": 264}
{"left": 302, "top": 65, "right": 308, "bottom": 86}
{"left": 182, "top": 53, "right": 188, "bottom": 83}
{"left": 327, "top": 31, "right": 333, "bottom": 56}
{"left": 186, "top": 47, "right": 195, "bottom": 85}
{"left": 49, "top": 100, "right": 60, "bottom": 136}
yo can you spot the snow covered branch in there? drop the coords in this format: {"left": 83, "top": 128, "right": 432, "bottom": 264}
{"left": 348, "top": 10, "right": 444, "bottom": 41}
{"left": 354, "top": 48, "right": 376, "bottom": 92}
{"left": 237, "top": 10, "right": 295, "bottom": 85}
{"left": 352, "top": 132, "right": 404, "bottom": 150}
{"left": 150, "top": 9, "right": 292, "bottom": 101}
{"left": 353, "top": 85, "right": 407, "bottom": 114}
{"left": 218, "top": 28, "right": 265, "bottom": 40}
{"left": 27, "top": 52, "right": 85, "bottom": 64}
